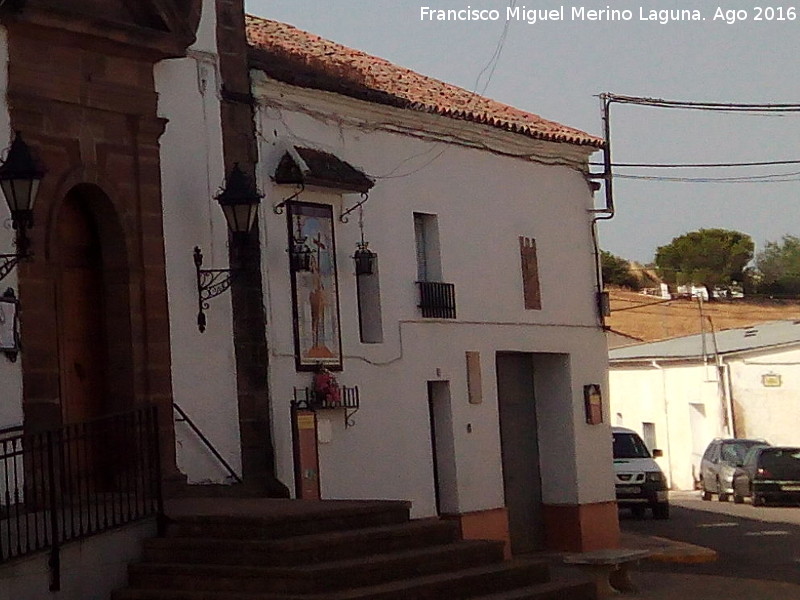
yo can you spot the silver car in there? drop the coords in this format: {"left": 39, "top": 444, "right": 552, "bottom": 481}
{"left": 700, "top": 438, "right": 769, "bottom": 501}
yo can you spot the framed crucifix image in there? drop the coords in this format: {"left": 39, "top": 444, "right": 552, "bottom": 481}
{"left": 287, "top": 201, "right": 343, "bottom": 371}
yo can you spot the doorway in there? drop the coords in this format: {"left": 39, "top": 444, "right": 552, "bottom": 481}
{"left": 427, "top": 381, "right": 458, "bottom": 515}
{"left": 496, "top": 352, "right": 544, "bottom": 553}
{"left": 57, "top": 192, "right": 110, "bottom": 425}
{"left": 55, "top": 186, "right": 133, "bottom": 491}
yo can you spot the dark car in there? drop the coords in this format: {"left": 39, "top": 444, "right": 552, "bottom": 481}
{"left": 700, "top": 438, "right": 769, "bottom": 501}
{"left": 733, "top": 446, "right": 800, "bottom": 506}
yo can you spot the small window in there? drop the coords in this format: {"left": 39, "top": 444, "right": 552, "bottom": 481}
{"left": 414, "top": 212, "right": 442, "bottom": 282}
{"left": 357, "top": 257, "right": 383, "bottom": 343}
{"left": 642, "top": 422, "right": 657, "bottom": 452}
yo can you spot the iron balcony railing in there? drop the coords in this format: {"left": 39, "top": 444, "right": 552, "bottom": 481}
{"left": 417, "top": 281, "right": 457, "bottom": 319}
{"left": 0, "top": 405, "right": 163, "bottom": 590}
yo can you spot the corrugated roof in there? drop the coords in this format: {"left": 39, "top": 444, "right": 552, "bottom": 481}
{"left": 609, "top": 320, "right": 800, "bottom": 362}
{"left": 245, "top": 15, "right": 604, "bottom": 149}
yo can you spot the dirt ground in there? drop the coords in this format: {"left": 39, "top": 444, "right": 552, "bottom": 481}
{"left": 606, "top": 287, "right": 800, "bottom": 343}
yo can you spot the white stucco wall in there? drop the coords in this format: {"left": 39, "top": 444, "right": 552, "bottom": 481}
{"left": 155, "top": 1, "right": 242, "bottom": 484}
{"left": 609, "top": 361, "right": 728, "bottom": 490}
{"left": 728, "top": 347, "right": 800, "bottom": 445}
{"left": 253, "top": 78, "right": 614, "bottom": 517}
{"left": 0, "top": 520, "right": 155, "bottom": 600}
{"left": 0, "top": 26, "right": 23, "bottom": 432}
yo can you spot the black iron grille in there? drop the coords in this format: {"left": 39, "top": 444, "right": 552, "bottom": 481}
{"left": 417, "top": 281, "right": 456, "bottom": 319}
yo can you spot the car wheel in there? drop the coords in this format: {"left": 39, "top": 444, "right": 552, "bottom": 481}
{"left": 701, "top": 480, "right": 712, "bottom": 501}
{"left": 652, "top": 503, "right": 670, "bottom": 520}
{"left": 733, "top": 492, "right": 744, "bottom": 504}
{"left": 717, "top": 479, "right": 729, "bottom": 502}
{"left": 630, "top": 505, "right": 646, "bottom": 519}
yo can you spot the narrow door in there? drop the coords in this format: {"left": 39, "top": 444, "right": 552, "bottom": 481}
{"left": 428, "top": 381, "right": 458, "bottom": 515}
{"left": 58, "top": 196, "right": 109, "bottom": 425}
{"left": 496, "top": 352, "right": 544, "bottom": 553}
{"left": 57, "top": 195, "right": 113, "bottom": 489}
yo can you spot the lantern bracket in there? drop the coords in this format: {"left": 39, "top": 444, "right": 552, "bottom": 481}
{"left": 339, "top": 192, "right": 369, "bottom": 224}
{"left": 273, "top": 184, "right": 304, "bottom": 215}
{"left": 193, "top": 246, "right": 241, "bottom": 332}
{"left": 0, "top": 253, "right": 21, "bottom": 283}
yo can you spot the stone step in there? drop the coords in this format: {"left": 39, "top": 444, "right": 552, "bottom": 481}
{"left": 320, "top": 559, "right": 552, "bottom": 599}
{"left": 114, "top": 559, "right": 552, "bottom": 600}
{"left": 471, "top": 576, "right": 596, "bottom": 600}
{"left": 129, "top": 540, "right": 506, "bottom": 594}
{"left": 143, "top": 518, "right": 461, "bottom": 566}
{"left": 164, "top": 502, "right": 410, "bottom": 540}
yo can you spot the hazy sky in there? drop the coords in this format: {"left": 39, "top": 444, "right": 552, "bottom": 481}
{"left": 244, "top": 0, "right": 800, "bottom": 263}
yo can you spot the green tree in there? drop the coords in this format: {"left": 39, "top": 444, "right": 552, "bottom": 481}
{"left": 754, "top": 234, "right": 800, "bottom": 295}
{"left": 654, "top": 228, "right": 754, "bottom": 299}
{"left": 601, "top": 250, "right": 640, "bottom": 290}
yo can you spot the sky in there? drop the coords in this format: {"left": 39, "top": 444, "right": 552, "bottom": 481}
{"left": 244, "top": 0, "right": 800, "bottom": 264}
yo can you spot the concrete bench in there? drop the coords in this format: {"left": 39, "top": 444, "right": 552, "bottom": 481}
{"left": 563, "top": 548, "right": 651, "bottom": 598}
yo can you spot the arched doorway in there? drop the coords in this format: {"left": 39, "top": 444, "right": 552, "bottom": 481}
{"left": 57, "top": 191, "right": 109, "bottom": 425}
{"left": 54, "top": 185, "right": 136, "bottom": 490}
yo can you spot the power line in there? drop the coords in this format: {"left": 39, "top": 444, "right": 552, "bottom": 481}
{"left": 591, "top": 159, "right": 800, "bottom": 169}
{"left": 602, "top": 94, "right": 800, "bottom": 113}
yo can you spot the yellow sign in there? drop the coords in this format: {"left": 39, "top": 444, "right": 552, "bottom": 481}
{"left": 297, "top": 414, "right": 316, "bottom": 430}
{"left": 762, "top": 373, "right": 782, "bottom": 388}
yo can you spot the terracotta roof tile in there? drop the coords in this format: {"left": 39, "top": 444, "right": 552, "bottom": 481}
{"left": 245, "top": 15, "right": 604, "bottom": 149}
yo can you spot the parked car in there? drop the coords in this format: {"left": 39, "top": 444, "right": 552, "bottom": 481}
{"left": 700, "top": 438, "right": 769, "bottom": 501}
{"left": 612, "top": 427, "right": 669, "bottom": 519}
{"left": 733, "top": 446, "right": 800, "bottom": 506}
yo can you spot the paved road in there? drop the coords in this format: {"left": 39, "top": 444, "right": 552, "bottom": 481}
{"left": 621, "top": 490, "right": 800, "bottom": 585}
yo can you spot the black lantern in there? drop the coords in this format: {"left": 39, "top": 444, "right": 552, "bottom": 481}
{"left": 0, "top": 133, "right": 46, "bottom": 282}
{"left": 354, "top": 241, "right": 376, "bottom": 276}
{"left": 290, "top": 236, "right": 313, "bottom": 272}
{"left": 194, "top": 163, "right": 263, "bottom": 332}
{"left": 215, "top": 162, "right": 263, "bottom": 237}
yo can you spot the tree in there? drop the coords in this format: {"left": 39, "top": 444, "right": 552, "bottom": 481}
{"left": 654, "top": 228, "right": 754, "bottom": 299}
{"left": 601, "top": 250, "right": 640, "bottom": 290}
{"left": 754, "top": 234, "right": 800, "bottom": 295}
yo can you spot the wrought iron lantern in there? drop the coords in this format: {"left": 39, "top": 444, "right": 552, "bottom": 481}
{"left": 215, "top": 162, "right": 263, "bottom": 238}
{"left": 194, "top": 163, "right": 263, "bottom": 332}
{"left": 353, "top": 241, "right": 376, "bottom": 276}
{"left": 289, "top": 235, "right": 313, "bottom": 272}
{"left": 351, "top": 204, "right": 376, "bottom": 276}
{"left": 0, "top": 133, "right": 46, "bottom": 282}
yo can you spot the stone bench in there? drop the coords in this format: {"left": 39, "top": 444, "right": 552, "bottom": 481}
{"left": 563, "top": 548, "right": 651, "bottom": 598}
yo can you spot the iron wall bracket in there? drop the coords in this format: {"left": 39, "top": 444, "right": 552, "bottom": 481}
{"left": 194, "top": 246, "right": 239, "bottom": 332}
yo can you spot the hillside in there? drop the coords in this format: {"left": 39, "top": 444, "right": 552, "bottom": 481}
{"left": 606, "top": 287, "right": 800, "bottom": 343}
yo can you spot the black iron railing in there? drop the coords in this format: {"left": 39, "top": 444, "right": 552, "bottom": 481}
{"left": 0, "top": 406, "right": 162, "bottom": 590}
{"left": 173, "top": 402, "right": 242, "bottom": 484}
{"left": 417, "top": 281, "right": 456, "bottom": 319}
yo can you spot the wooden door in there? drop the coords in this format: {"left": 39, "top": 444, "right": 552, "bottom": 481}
{"left": 58, "top": 197, "right": 108, "bottom": 425}
{"left": 496, "top": 352, "right": 545, "bottom": 553}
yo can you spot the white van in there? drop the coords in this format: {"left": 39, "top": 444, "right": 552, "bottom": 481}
{"left": 612, "top": 426, "right": 669, "bottom": 519}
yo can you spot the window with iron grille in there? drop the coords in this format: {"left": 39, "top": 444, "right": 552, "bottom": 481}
{"left": 413, "top": 213, "right": 455, "bottom": 318}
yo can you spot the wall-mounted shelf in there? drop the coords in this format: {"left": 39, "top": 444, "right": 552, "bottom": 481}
{"left": 292, "top": 386, "right": 360, "bottom": 428}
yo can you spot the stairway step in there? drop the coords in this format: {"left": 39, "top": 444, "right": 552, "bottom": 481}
{"left": 144, "top": 518, "right": 460, "bottom": 565}
{"left": 471, "top": 576, "right": 596, "bottom": 600}
{"left": 112, "top": 592, "right": 308, "bottom": 600}
{"left": 166, "top": 502, "right": 410, "bottom": 540}
{"left": 323, "top": 558, "right": 551, "bottom": 600}
{"left": 129, "top": 541, "right": 506, "bottom": 593}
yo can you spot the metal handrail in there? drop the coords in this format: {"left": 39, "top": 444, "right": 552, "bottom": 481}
{"left": 0, "top": 406, "right": 162, "bottom": 591}
{"left": 172, "top": 403, "right": 242, "bottom": 484}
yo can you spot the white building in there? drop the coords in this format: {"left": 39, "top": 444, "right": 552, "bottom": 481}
{"left": 220, "top": 16, "right": 614, "bottom": 553}
{"left": 609, "top": 320, "right": 800, "bottom": 490}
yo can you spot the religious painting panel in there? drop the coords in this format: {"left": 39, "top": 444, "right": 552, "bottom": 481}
{"left": 287, "top": 201, "right": 343, "bottom": 371}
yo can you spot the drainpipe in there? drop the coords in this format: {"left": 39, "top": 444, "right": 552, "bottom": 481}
{"left": 650, "top": 360, "right": 674, "bottom": 489}
{"left": 589, "top": 94, "right": 616, "bottom": 327}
